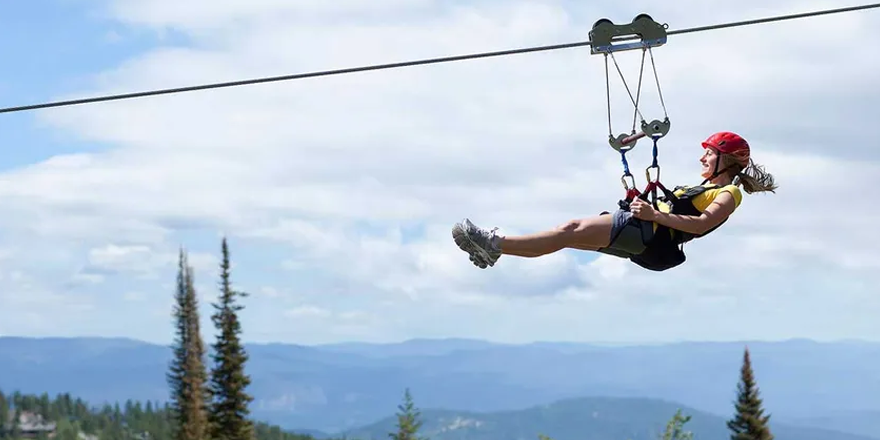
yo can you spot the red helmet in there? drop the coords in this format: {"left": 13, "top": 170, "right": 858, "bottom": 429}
{"left": 701, "top": 131, "right": 750, "bottom": 165}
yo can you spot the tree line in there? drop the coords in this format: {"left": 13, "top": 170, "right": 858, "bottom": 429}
{"left": 0, "top": 388, "right": 313, "bottom": 440}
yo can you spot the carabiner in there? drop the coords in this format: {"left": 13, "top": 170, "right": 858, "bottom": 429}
{"left": 621, "top": 172, "right": 637, "bottom": 190}
{"left": 645, "top": 165, "right": 660, "bottom": 183}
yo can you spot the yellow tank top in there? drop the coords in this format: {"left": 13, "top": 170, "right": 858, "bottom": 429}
{"left": 656, "top": 184, "right": 743, "bottom": 213}
{"left": 652, "top": 184, "right": 743, "bottom": 232}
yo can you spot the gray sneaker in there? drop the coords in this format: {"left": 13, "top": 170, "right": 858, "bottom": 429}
{"left": 452, "top": 218, "right": 501, "bottom": 269}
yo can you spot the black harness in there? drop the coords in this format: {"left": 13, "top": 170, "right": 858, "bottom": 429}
{"left": 623, "top": 184, "right": 727, "bottom": 272}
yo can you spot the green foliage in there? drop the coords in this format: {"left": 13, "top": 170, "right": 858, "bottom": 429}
{"left": 726, "top": 348, "right": 774, "bottom": 440}
{"left": 54, "top": 418, "right": 78, "bottom": 440}
{"left": 660, "top": 410, "right": 693, "bottom": 440}
{"left": 388, "top": 389, "right": 425, "bottom": 440}
{"left": 0, "top": 389, "right": 320, "bottom": 440}
{"left": 208, "top": 238, "right": 255, "bottom": 440}
{"left": 0, "top": 390, "right": 8, "bottom": 438}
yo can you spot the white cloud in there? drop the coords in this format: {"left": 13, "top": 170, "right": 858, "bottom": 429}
{"left": 123, "top": 291, "right": 146, "bottom": 302}
{"left": 0, "top": 0, "right": 878, "bottom": 343}
{"left": 285, "top": 305, "right": 332, "bottom": 319}
{"left": 78, "top": 243, "right": 217, "bottom": 280}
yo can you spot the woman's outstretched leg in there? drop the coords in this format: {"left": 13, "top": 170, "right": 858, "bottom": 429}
{"left": 451, "top": 215, "right": 614, "bottom": 268}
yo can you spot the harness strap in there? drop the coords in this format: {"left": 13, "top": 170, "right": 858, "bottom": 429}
{"left": 619, "top": 150, "right": 642, "bottom": 201}
{"left": 618, "top": 135, "right": 669, "bottom": 209}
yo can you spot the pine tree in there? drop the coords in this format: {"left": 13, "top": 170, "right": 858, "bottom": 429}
{"left": 183, "top": 258, "right": 210, "bottom": 440}
{"left": 661, "top": 409, "right": 693, "bottom": 440}
{"left": 168, "top": 249, "right": 209, "bottom": 440}
{"left": 168, "top": 249, "right": 189, "bottom": 429}
{"left": 38, "top": 393, "right": 51, "bottom": 419}
{"left": 726, "top": 347, "right": 774, "bottom": 440}
{"left": 208, "top": 238, "right": 255, "bottom": 440}
{"left": 10, "top": 408, "right": 21, "bottom": 440}
{"left": 388, "top": 388, "right": 424, "bottom": 440}
{"left": 0, "top": 390, "right": 8, "bottom": 440}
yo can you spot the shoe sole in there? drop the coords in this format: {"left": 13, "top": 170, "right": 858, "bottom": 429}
{"left": 452, "top": 223, "right": 495, "bottom": 269}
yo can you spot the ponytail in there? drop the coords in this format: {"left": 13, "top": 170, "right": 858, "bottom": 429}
{"left": 722, "top": 156, "right": 778, "bottom": 194}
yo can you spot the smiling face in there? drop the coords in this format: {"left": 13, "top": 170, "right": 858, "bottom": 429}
{"left": 700, "top": 147, "right": 719, "bottom": 180}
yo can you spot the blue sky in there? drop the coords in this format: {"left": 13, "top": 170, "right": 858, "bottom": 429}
{"left": 0, "top": 0, "right": 878, "bottom": 345}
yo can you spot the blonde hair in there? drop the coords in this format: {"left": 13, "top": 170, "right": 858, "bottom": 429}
{"left": 720, "top": 154, "right": 778, "bottom": 194}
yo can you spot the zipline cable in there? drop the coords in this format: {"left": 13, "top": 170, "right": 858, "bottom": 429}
{"left": 1, "top": 2, "right": 879, "bottom": 115}
{"left": 667, "top": 2, "right": 880, "bottom": 36}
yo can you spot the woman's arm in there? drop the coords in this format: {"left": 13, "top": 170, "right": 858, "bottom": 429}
{"left": 632, "top": 191, "right": 737, "bottom": 235}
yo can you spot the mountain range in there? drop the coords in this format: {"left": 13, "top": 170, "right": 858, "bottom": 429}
{"left": 0, "top": 336, "right": 877, "bottom": 438}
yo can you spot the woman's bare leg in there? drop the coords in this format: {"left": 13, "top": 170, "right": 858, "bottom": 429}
{"left": 451, "top": 215, "right": 614, "bottom": 268}
{"left": 499, "top": 215, "right": 613, "bottom": 256}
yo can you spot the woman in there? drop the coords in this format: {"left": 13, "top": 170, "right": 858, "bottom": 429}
{"left": 451, "top": 131, "right": 778, "bottom": 270}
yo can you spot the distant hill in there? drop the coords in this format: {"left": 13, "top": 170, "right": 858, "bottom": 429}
{"left": 288, "top": 428, "right": 332, "bottom": 439}
{"left": 317, "top": 338, "right": 504, "bottom": 358}
{"left": 785, "top": 410, "right": 880, "bottom": 439}
{"left": 0, "top": 336, "right": 878, "bottom": 436}
{"left": 343, "top": 397, "right": 878, "bottom": 440}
